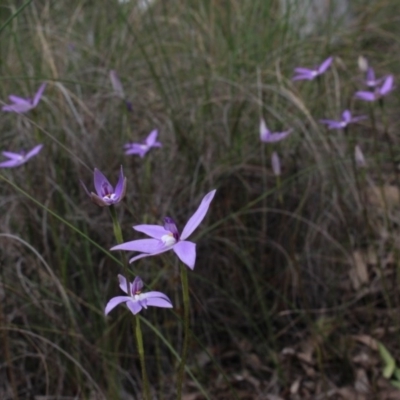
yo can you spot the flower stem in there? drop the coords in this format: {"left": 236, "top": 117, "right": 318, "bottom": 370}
{"left": 135, "top": 316, "right": 152, "bottom": 400}
{"left": 109, "top": 205, "right": 124, "bottom": 245}
{"left": 177, "top": 263, "right": 190, "bottom": 399}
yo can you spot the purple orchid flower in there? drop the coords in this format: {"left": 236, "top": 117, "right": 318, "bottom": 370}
{"left": 81, "top": 166, "right": 127, "bottom": 207}
{"left": 319, "top": 110, "right": 367, "bottom": 130}
{"left": 111, "top": 189, "right": 217, "bottom": 269}
{"left": 364, "top": 67, "right": 385, "bottom": 89}
{"left": 124, "top": 129, "right": 162, "bottom": 158}
{"left": 292, "top": 56, "right": 333, "bottom": 81}
{"left": 105, "top": 275, "right": 172, "bottom": 315}
{"left": 0, "top": 144, "right": 43, "bottom": 168}
{"left": 355, "top": 75, "right": 394, "bottom": 102}
{"left": 2, "top": 83, "right": 46, "bottom": 113}
{"left": 260, "top": 119, "right": 292, "bottom": 143}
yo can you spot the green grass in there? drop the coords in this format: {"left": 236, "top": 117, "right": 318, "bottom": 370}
{"left": 1, "top": 0, "right": 400, "bottom": 398}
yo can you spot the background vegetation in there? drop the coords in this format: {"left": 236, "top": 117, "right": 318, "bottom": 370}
{"left": 1, "top": 0, "right": 400, "bottom": 398}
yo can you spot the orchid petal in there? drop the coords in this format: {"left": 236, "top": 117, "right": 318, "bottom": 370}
{"left": 259, "top": 119, "right": 269, "bottom": 140}
{"left": 111, "top": 238, "right": 162, "bottom": 253}
{"left": 181, "top": 189, "right": 216, "bottom": 240}
{"left": 33, "top": 83, "right": 47, "bottom": 106}
{"left": 2, "top": 151, "right": 22, "bottom": 160}
{"left": 292, "top": 74, "right": 313, "bottom": 81}
{"left": 131, "top": 276, "right": 143, "bottom": 294}
{"left": 93, "top": 168, "right": 113, "bottom": 197}
{"left": 2, "top": 103, "right": 33, "bottom": 113}
{"left": 25, "top": 144, "right": 43, "bottom": 160}
{"left": 342, "top": 110, "right": 351, "bottom": 122}
{"left": 318, "top": 56, "right": 333, "bottom": 74}
{"left": 8, "top": 95, "right": 30, "bottom": 105}
{"left": 114, "top": 166, "right": 125, "bottom": 199}
{"left": 118, "top": 274, "right": 131, "bottom": 294}
{"left": 126, "top": 300, "right": 142, "bottom": 315}
{"left": 141, "top": 291, "right": 172, "bottom": 303}
{"left": 145, "top": 295, "right": 173, "bottom": 308}
{"left": 380, "top": 75, "right": 394, "bottom": 95}
{"left": 105, "top": 296, "right": 131, "bottom": 315}
{"left": 146, "top": 129, "right": 158, "bottom": 146}
{"left": 133, "top": 225, "right": 167, "bottom": 239}
{"left": 355, "top": 91, "right": 376, "bottom": 101}
{"left": 0, "top": 159, "right": 20, "bottom": 168}
{"left": 294, "top": 67, "right": 313, "bottom": 74}
{"left": 173, "top": 240, "right": 196, "bottom": 269}
{"left": 129, "top": 245, "right": 173, "bottom": 264}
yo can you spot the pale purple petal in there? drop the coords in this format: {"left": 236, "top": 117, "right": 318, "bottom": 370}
{"left": 126, "top": 300, "right": 142, "bottom": 315}
{"left": 180, "top": 189, "right": 217, "bottom": 240}
{"left": 146, "top": 129, "right": 158, "bottom": 146}
{"left": 8, "top": 95, "right": 30, "bottom": 105}
{"left": 114, "top": 166, "right": 125, "bottom": 199}
{"left": 261, "top": 130, "right": 292, "bottom": 143}
{"left": 125, "top": 144, "right": 147, "bottom": 157}
{"left": 105, "top": 296, "right": 131, "bottom": 315}
{"left": 355, "top": 91, "right": 376, "bottom": 101}
{"left": 380, "top": 75, "right": 394, "bottom": 95}
{"left": 294, "top": 67, "right": 313, "bottom": 74}
{"left": 351, "top": 115, "right": 367, "bottom": 123}
{"left": 292, "top": 73, "right": 314, "bottom": 81}
{"left": 118, "top": 274, "right": 131, "bottom": 294}
{"left": 319, "top": 119, "right": 337, "bottom": 126}
{"left": 111, "top": 238, "right": 162, "bottom": 253}
{"left": 33, "top": 83, "right": 47, "bottom": 106}
{"left": 2, "top": 103, "right": 33, "bottom": 113}
{"left": 144, "top": 296, "right": 173, "bottom": 308}
{"left": 141, "top": 291, "right": 172, "bottom": 303}
{"left": 133, "top": 224, "right": 167, "bottom": 239}
{"left": 342, "top": 110, "right": 351, "bottom": 122}
{"left": 25, "top": 144, "right": 43, "bottom": 160}
{"left": 173, "top": 240, "right": 196, "bottom": 269}
{"left": 2, "top": 151, "right": 22, "bottom": 160}
{"left": 0, "top": 159, "right": 20, "bottom": 168}
{"left": 129, "top": 245, "right": 173, "bottom": 264}
{"left": 93, "top": 168, "right": 113, "bottom": 197}
{"left": 318, "top": 56, "right": 333, "bottom": 74}
{"left": 366, "top": 67, "right": 375, "bottom": 83}
{"left": 164, "top": 217, "right": 179, "bottom": 237}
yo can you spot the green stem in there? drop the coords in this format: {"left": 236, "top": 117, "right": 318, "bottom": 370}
{"left": 135, "top": 316, "right": 151, "bottom": 400}
{"left": 177, "top": 263, "right": 190, "bottom": 399}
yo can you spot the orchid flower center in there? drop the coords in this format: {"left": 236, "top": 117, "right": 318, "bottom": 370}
{"left": 311, "top": 70, "right": 318, "bottom": 77}
{"left": 103, "top": 193, "right": 117, "bottom": 202}
{"left": 140, "top": 144, "right": 148, "bottom": 150}
{"left": 161, "top": 232, "right": 177, "bottom": 247}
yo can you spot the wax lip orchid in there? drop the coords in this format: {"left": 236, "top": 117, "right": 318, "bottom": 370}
{"left": 111, "top": 189, "right": 217, "bottom": 269}
{"left": 0, "top": 144, "right": 43, "bottom": 168}
{"left": 2, "top": 83, "right": 46, "bottom": 113}
{"left": 81, "top": 166, "right": 127, "bottom": 207}
{"left": 364, "top": 67, "right": 385, "bottom": 89}
{"left": 320, "top": 110, "right": 367, "bottom": 130}
{"left": 292, "top": 56, "right": 333, "bottom": 81}
{"left": 355, "top": 75, "right": 394, "bottom": 102}
{"left": 105, "top": 275, "right": 172, "bottom": 316}
{"left": 124, "top": 129, "right": 162, "bottom": 158}
{"left": 260, "top": 119, "right": 292, "bottom": 143}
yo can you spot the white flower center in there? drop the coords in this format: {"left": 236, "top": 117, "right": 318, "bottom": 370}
{"left": 161, "top": 233, "right": 177, "bottom": 247}
{"left": 103, "top": 193, "right": 117, "bottom": 202}
{"left": 340, "top": 121, "right": 347, "bottom": 128}
{"left": 140, "top": 144, "right": 148, "bottom": 150}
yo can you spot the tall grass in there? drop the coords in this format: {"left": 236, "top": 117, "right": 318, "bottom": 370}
{"left": 1, "top": 0, "right": 400, "bottom": 398}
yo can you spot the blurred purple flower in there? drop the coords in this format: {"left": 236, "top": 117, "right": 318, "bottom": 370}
{"left": 320, "top": 110, "right": 367, "bottom": 130}
{"left": 124, "top": 129, "right": 162, "bottom": 158}
{"left": 271, "top": 152, "right": 281, "bottom": 176}
{"left": 81, "top": 166, "right": 127, "bottom": 207}
{"left": 2, "top": 83, "right": 46, "bottom": 113}
{"left": 0, "top": 144, "right": 43, "bottom": 168}
{"left": 364, "top": 67, "right": 385, "bottom": 89}
{"left": 111, "top": 189, "right": 217, "bottom": 269}
{"left": 260, "top": 119, "right": 292, "bottom": 143}
{"left": 105, "top": 275, "right": 172, "bottom": 315}
{"left": 292, "top": 56, "right": 333, "bottom": 81}
{"left": 355, "top": 75, "right": 394, "bottom": 102}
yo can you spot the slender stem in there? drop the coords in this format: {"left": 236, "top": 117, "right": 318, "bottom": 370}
{"left": 177, "top": 263, "right": 190, "bottom": 399}
{"left": 109, "top": 205, "right": 151, "bottom": 398}
{"left": 135, "top": 316, "right": 151, "bottom": 400}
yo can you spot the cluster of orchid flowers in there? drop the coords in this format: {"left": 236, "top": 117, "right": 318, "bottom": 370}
{"left": 259, "top": 56, "right": 395, "bottom": 173}
{"left": 80, "top": 165, "right": 216, "bottom": 315}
